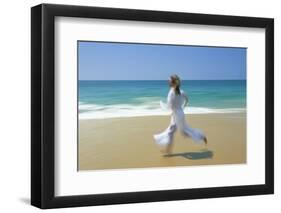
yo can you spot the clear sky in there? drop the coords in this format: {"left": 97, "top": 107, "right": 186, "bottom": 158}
{"left": 78, "top": 41, "right": 246, "bottom": 80}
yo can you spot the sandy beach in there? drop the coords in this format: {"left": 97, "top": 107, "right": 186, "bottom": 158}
{"left": 78, "top": 113, "right": 246, "bottom": 171}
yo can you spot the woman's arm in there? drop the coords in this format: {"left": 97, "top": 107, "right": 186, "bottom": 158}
{"left": 167, "top": 91, "right": 174, "bottom": 109}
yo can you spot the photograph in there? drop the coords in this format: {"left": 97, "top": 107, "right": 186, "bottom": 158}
{"left": 78, "top": 41, "right": 247, "bottom": 171}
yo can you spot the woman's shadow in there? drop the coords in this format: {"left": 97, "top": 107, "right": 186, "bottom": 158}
{"left": 163, "top": 149, "right": 213, "bottom": 160}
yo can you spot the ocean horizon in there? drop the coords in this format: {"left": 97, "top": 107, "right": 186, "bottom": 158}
{"left": 79, "top": 80, "right": 246, "bottom": 119}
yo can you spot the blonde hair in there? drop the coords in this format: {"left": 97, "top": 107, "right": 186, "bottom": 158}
{"left": 170, "top": 74, "right": 181, "bottom": 95}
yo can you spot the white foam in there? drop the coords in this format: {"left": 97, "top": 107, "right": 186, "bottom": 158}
{"left": 78, "top": 103, "right": 246, "bottom": 120}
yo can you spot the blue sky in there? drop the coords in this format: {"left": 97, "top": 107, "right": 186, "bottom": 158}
{"left": 78, "top": 41, "right": 246, "bottom": 80}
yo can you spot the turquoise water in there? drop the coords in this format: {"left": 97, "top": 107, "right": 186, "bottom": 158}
{"left": 79, "top": 80, "right": 246, "bottom": 119}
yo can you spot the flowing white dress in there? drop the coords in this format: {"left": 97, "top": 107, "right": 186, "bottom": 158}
{"left": 153, "top": 89, "right": 206, "bottom": 146}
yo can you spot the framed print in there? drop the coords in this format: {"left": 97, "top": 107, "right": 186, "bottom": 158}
{"left": 31, "top": 3, "right": 274, "bottom": 209}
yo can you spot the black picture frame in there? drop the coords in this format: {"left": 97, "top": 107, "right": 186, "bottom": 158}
{"left": 31, "top": 3, "right": 274, "bottom": 209}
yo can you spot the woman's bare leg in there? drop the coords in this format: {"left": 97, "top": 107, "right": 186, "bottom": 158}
{"left": 165, "top": 142, "right": 174, "bottom": 154}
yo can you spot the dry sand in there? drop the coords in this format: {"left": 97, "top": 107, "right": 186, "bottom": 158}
{"left": 78, "top": 113, "right": 246, "bottom": 170}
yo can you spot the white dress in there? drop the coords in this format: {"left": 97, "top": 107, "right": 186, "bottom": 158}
{"left": 153, "top": 88, "right": 206, "bottom": 146}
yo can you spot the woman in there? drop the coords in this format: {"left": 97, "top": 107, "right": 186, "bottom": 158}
{"left": 153, "top": 74, "right": 207, "bottom": 154}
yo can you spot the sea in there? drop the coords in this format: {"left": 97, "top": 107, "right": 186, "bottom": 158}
{"left": 79, "top": 80, "right": 246, "bottom": 119}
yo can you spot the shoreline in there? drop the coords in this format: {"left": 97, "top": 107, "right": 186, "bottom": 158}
{"left": 78, "top": 112, "right": 246, "bottom": 171}
{"left": 79, "top": 109, "right": 247, "bottom": 120}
